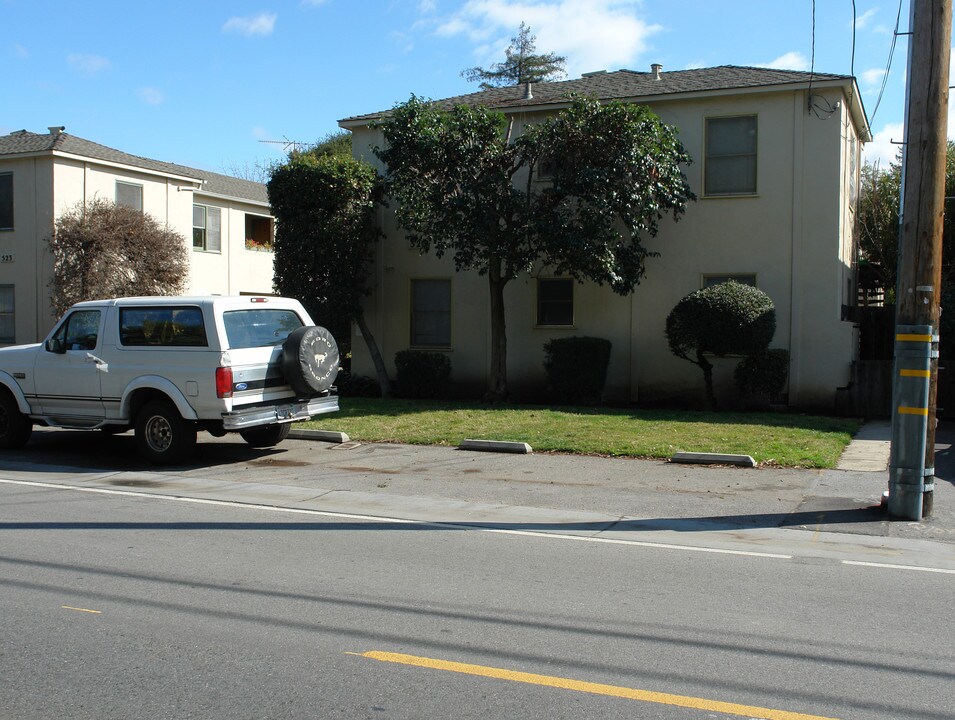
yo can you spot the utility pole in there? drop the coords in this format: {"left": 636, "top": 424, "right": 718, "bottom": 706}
{"left": 889, "top": 0, "right": 952, "bottom": 520}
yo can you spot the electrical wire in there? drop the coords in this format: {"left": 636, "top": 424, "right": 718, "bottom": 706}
{"left": 870, "top": 0, "right": 905, "bottom": 124}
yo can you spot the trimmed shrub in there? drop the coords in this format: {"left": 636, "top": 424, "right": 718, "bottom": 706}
{"left": 543, "top": 336, "right": 612, "bottom": 405}
{"left": 665, "top": 281, "right": 777, "bottom": 409}
{"left": 734, "top": 349, "right": 790, "bottom": 398}
{"left": 335, "top": 370, "right": 381, "bottom": 398}
{"left": 394, "top": 350, "right": 451, "bottom": 399}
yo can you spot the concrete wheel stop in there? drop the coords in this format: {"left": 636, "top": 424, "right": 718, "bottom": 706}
{"left": 459, "top": 439, "right": 533, "bottom": 454}
{"left": 670, "top": 451, "right": 756, "bottom": 468}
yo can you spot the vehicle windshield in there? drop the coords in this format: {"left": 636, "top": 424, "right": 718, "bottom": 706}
{"left": 222, "top": 309, "right": 304, "bottom": 349}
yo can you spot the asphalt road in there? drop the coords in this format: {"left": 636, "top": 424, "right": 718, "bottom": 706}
{"left": 1, "top": 479, "right": 953, "bottom": 720}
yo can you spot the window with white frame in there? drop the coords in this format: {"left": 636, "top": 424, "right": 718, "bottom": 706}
{"left": 411, "top": 279, "right": 451, "bottom": 347}
{"left": 0, "top": 173, "right": 12, "bottom": 230}
{"left": 0, "top": 286, "right": 13, "bottom": 343}
{"left": 115, "top": 181, "right": 143, "bottom": 211}
{"left": 702, "top": 274, "right": 757, "bottom": 289}
{"left": 537, "top": 278, "right": 574, "bottom": 325}
{"left": 705, "top": 115, "right": 757, "bottom": 196}
{"left": 193, "top": 204, "right": 222, "bottom": 252}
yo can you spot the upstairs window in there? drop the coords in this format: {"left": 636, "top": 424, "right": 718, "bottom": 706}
{"left": 705, "top": 116, "right": 757, "bottom": 196}
{"left": 0, "top": 173, "right": 12, "bottom": 230}
{"left": 115, "top": 181, "right": 143, "bottom": 211}
{"left": 193, "top": 205, "right": 221, "bottom": 252}
{"left": 245, "top": 214, "right": 273, "bottom": 251}
{"left": 411, "top": 279, "right": 451, "bottom": 348}
{"left": 537, "top": 278, "right": 574, "bottom": 325}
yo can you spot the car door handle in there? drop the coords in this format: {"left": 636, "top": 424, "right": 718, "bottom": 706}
{"left": 86, "top": 353, "right": 109, "bottom": 372}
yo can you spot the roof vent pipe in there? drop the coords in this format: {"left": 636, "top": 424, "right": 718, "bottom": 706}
{"left": 651, "top": 63, "right": 663, "bottom": 80}
{"left": 523, "top": 82, "right": 533, "bottom": 99}
{"left": 48, "top": 126, "right": 65, "bottom": 135}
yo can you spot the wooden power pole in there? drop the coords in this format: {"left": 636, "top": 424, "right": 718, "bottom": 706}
{"left": 889, "top": 0, "right": 952, "bottom": 520}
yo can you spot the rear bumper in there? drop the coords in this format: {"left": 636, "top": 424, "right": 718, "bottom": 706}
{"left": 222, "top": 394, "right": 339, "bottom": 431}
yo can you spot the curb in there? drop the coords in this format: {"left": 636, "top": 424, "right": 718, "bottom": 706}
{"left": 459, "top": 439, "right": 533, "bottom": 454}
{"left": 288, "top": 428, "right": 350, "bottom": 444}
{"left": 671, "top": 451, "right": 756, "bottom": 468}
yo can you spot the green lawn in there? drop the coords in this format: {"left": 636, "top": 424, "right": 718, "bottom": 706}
{"left": 300, "top": 398, "right": 860, "bottom": 468}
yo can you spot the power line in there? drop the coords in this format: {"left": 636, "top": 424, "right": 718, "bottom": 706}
{"left": 870, "top": 0, "right": 906, "bottom": 124}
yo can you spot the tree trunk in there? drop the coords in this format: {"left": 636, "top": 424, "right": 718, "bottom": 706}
{"left": 696, "top": 349, "right": 717, "bottom": 411}
{"left": 355, "top": 310, "right": 392, "bottom": 398}
{"left": 486, "top": 262, "right": 509, "bottom": 402}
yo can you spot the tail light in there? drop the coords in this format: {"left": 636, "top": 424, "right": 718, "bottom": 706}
{"left": 216, "top": 367, "right": 234, "bottom": 399}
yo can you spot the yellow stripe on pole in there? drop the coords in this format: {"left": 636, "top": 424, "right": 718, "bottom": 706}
{"left": 898, "top": 406, "right": 929, "bottom": 415}
{"left": 352, "top": 651, "right": 842, "bottom": 720}
{"left": 899, "top": 369, "right": 931, "bottom": 378}
{"left": 896, "top": 334, "right": 933, "bottom": 342}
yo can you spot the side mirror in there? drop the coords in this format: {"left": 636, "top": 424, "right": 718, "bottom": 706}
{"left": 45, "top": 338, "right": 65, "bottom": 354}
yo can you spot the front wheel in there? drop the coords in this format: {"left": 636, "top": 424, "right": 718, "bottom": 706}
{"left": 239, "top": 422, "right": 291, "bottom": 448}
{"left": 0, "top": 391, "right": 32, "bottom": 449}
{"left": 135, "top": 400, "right": 197, "bottom": 465}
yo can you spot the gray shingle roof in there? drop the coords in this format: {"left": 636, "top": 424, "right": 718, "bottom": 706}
{"left": 0, "top": 129, "right": 268, "bottom": 205}
{"left": 341, "top": 65, "right": 853, "bottom": 124}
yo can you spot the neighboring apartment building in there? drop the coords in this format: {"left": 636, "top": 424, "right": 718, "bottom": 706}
{"left": 0, "top": 127, "right": 275, "bottom": 346}
{"left": 340, "top": 65, "right": 871, "bottom": 408}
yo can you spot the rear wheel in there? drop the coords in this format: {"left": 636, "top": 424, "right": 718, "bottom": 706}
{"left": 135, "top": 400, "right": 197, "bottom": 465}
{"left": 240, "top": 422, "right": 291, "bottom": 448}
{"left": 0, "top": 391, "right": 32, "bottom": 449}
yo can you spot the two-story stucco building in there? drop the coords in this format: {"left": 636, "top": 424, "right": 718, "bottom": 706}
{"left": 340, "top": 65, "right": 871, "bottom": 409}
{"left": 0, "top": 127, "right": 276, "bottom": 346}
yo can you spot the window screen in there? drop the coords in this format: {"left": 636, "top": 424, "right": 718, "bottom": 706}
{"left": 116, "top": 181, "right": 143, "bottom": 211}
{"left": 0, "top": 286, "right": 13, "bottom": 343}
{"left": 0, "top": 173, "right": 12, "bottom": 230}
{"left": 411, "top": 279, "right": 451, "bottom": 347}
{"left": 537, "top": 278, "right": 573, "bottom": 325}
{"left": 705, "top": 116, "right": 757, "bottom": 196}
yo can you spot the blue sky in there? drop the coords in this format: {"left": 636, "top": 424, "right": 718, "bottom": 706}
{"left": 1, "top": 0, "right": 939, "bottom": 177}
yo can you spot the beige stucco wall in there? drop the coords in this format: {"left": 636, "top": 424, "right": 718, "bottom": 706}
{"left": 0, "top": 152, "right": 275, "bottom": 345}
{"left": 348, "top": 84, "right": 860, "bottom": 408}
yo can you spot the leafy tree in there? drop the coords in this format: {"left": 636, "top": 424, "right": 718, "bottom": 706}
{"left": 859, "top": 141, "right": 955, "bottom": 296}
{"left": 665, "top": 281, "right": 777, "bottom": 410}
{"left": 462, "top": 22, "right": 566, "bottom": 89}
{"left": 267, "top": 151, "right": 393, "bottom": 396}
{"left": 50, "top": 198, "right": 187, "bottom": 315}
{"left": 376, "top": 95, "right": 693, "bottom": 400}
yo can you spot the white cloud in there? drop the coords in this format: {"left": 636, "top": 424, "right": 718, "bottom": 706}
{"left": 418, "top": 0, "right": 437, "bottom": 11}
{"left": 755, "top": 51, "right": 809, "bottom": 71}
{"left": 436, "top": 0, "right": 661, "bottom": 77}
{"left": 252, "top": 127, "right": 272, "bottom": 140}
{"left": 67, "top": 53, "right": 110, "bottom": 75}
{"left": 12, "top": 43, "right": 28, "bottom": 59}
{"left": 222, "top": 13, "right": 277, "bottom": 36}
{"left": 861, "top": 68, "right": 886, "bottom": 87}
{"left": 137, "top": 87, "right": 165, "bottom": 105}
{"left": 300, "top": 0, "right": 329, "bottom": 6}
{"left": 855, "top": 8, "right": 878, "bottom": 30}
{"left": 863, "top": 122, "right": 903, "bottom": 167}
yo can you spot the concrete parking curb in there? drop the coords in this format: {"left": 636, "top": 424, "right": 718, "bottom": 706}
{"left": 459, "top": 439, "right": 533, "bottom": 454}
{"left": 671, "top": 451, "right": 757, "bottom": 468}
{"left": 288, "top": 428, "right": 350, "bottom": 444}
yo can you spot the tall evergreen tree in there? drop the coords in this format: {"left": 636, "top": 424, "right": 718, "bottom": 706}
{"left": 462, "top": 22, "right": 566, "bottom": 89}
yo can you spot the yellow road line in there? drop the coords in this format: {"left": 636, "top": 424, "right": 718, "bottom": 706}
{"left": 899, "top": 369, "right": 931, "bottom": 378}
{"left": 351, "top": 651, "right": 841, "bottom": 720}
{"left": 61, "top": 606, "right": 101, "bottom": 614}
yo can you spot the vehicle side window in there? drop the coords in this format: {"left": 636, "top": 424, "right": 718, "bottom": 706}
{"left": 223, "top": 309, "right": 303, "bottom": 349}
{"left": 119, "top": 306, "right": 208, "bottom": 347}
{"left": 51, "top": 310, "right": 101, "bottom": 351}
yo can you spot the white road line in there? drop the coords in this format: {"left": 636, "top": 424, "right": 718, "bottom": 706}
{"left": 842, "top": 560, "right": 955, "bottom": 575}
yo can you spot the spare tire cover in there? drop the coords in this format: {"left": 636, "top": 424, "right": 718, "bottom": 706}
{"left": 281, "top": 326, "right": 340, "bottom": 396}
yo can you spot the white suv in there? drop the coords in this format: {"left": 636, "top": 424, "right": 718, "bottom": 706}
{"left": 0, "top": 295, "right": 339, "bottom": 464}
